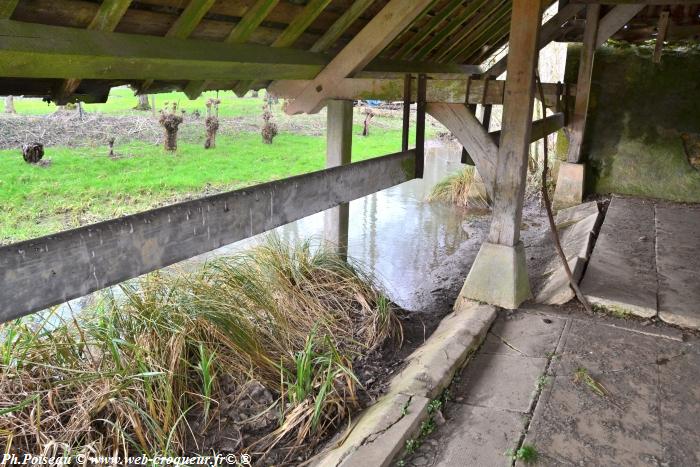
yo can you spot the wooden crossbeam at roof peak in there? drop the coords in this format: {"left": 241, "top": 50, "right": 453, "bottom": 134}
{"left": 282, "top": 0, "right": 436, "bottom": 115}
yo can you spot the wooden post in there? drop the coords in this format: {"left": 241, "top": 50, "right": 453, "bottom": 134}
{"left": 488, "top": 0, "right": 543, "bottom": 247}
{"left": 415, "top": 74, "right": 427, "bottom": 178}
{"left": 324, "top": 100, "right": 352, "bottom": 259}
{"left": 457, "top": 0, "right": 542, "bottom": 310}
{"left": 653, "top": 11, "right": 670, "bottom": 64}
{"left": 567, "top": 4, "right": 601, "bottom": 164}
{"left": 402, "top": 74, "right": 412, "bottom": 152}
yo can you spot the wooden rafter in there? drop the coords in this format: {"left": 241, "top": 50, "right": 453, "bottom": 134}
{"left": 310, "top": 0, "right": 375, "bottom": 53}
{"left": 0, "top": 0, "right": 18, "bottom": 19}
{"left": 233, "top": 0, "right": 332, "bottom": 96}
{"left": 391, "top": 0, "right": 465, "bottom": 59}
{"left": 183, "top": 0, "right": 281, "bottom": 99}
{"left": 140, "top": 0, "right": 216, "bottom": 94}
{"left": 282, "top": 0, "right": 435, "bottom": 115}
{"left": 435, "top": 1, "right": 511, "bottom": 63}
{"left": 410, "top": 0, "right": 489, "bottom": 61}
{"left": 485, "top": 3, "right": 585, "bottom": 77}
{"left": 595, "top": 4, "right": 646, "bottom": 47}
{"left": 55, "top": 0, "right": 133, "bottom": 103}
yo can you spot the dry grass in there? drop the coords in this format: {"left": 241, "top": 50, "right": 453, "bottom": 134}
{"left": 0, "top": 236, "right": 401, "bottom": 461}
{"left": 427, "top": 166, "right": 490, "bottom": 209}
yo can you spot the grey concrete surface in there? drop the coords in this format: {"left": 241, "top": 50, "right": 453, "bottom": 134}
{"left": 655, "top": 203, "right": 700, "bottom": 329}
{"left": 581, "top": 196, "right": 658, "bottom": 318}
{"left": 402, "top": 308, "right": 700, "bottom": 467}
{"left": 521, "top": 318, "right": 700, "bottom": 467}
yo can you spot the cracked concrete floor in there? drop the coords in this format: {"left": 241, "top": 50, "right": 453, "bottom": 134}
{"left": 401, "top": 307, "right": 700, "bottom": 467}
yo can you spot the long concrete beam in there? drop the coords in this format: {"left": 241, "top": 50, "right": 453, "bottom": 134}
{"left": 0, "top": 150, "right": 416, "bottom": 323}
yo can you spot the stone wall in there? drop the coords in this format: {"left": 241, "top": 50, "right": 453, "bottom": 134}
{"left": 564, "top": 44, "right": 700, "bottom": 203}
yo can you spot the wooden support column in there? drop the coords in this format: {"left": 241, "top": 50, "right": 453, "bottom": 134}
{"left": 567, "top": 4, "right": 600, "bottom": 164}
{"left": 324, "top": 100, "right": 352, "bottom": 259}
{"left": 459, "top": 0, "right": 543, "bottom": 310}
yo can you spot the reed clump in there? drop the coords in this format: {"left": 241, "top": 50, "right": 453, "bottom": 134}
{"left": 0, "top": 237, "right": 400, "bottom": 461}
{"left": 428, "top": 166, "right": 490, "bottom": 209}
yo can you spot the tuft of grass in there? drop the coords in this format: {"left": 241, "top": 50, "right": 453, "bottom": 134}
{"left": 506, "top": 444, "right": 539, "bottom": 464}
{"left": 0, "top": 236, "right": 401, "bottom": 459}
{"left": 427, "top": 166, "right": 489, "bottom": 209}
{"left": 573, "top": 367, "right": 609, "bottom": 397}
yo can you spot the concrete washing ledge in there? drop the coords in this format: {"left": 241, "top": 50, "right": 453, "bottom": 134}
{"left": 313, "top": 299, "right": 497, "bottom": 467}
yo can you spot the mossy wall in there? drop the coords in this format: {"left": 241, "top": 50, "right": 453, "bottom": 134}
{"left": 565, "top": 45, "right": 700, "bottom": 202}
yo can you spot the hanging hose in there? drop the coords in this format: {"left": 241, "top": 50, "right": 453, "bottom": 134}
{"left": 535, "top": 71, "right": 593, "bottom": 314}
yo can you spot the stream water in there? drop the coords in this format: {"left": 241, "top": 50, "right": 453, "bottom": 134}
{"left": 55, "top": 141, "right": 490, "bottom": 317}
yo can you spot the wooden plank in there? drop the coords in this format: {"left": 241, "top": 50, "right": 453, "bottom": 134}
{"left": 595, "top": 4, "right": 645, "bottom": 47}
{"left": 183, "top": 0, "right": 281, "bottom": 99}
{"left": 426, "top": 102, "right": 497, "bottom": 199}
{"left": 0, "top": 0, "right": 19, "bottom": 19}
{"left": 283, "top": 0, "right": 435, "bottom": 114}
{"left": 653, "top": 10, "right": 670, "bottom": 63}
{"left": 0, "top": 150, "right": 416, "bottom": 322}
{"left": 486, "top": 3, "right": 585, "bottom": 77}
{"left": 391, "top": 0, "right": 465, "bottom": 59}
{"left": 270, "top": 78, "right": 569, "bottom": 107}
{"left": 488, "top": 0, "right": 542, "bottom": 246}
{"left": 310, "top": 0, "right": 375, "bottom": 53}
{"left": 55, "top": 0, "right": 133, "bottom": 102}
{"left": 567, "top": 4, "right": 600, "bottom": 163}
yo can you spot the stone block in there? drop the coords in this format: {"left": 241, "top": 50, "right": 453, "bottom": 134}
{"left": 552, "top": 162, "right": 585, "bottom": 211}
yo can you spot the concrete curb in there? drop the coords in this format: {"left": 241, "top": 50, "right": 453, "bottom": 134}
{"left": 314, "top": 299, "right": 497, "bottom": 467}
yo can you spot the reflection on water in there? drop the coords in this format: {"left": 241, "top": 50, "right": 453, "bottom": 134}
{"left": 201, "top": 140, "right": 472, "bottom": 311}
{"left": 55, "top": 141, "right": 476, "bottom": 316}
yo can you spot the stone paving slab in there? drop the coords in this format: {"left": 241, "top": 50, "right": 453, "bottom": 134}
{"left": 520, "top": 318, "right": 700, "bottom": 466}
{"left": 454, "top": 352, "right": 547, "bottom": 413}
{"left": 555, "top": 200, "right": 600, "bottom": 229}
{"left": 655, "top": 203, "right": 700, "bottom": 329}
{"left": 480, "top": 311, "right": 567, "bottom": 358}
{"left": 428, "top": 404, "right": 524, "bottom": 467}
{"left": 580, "top": 196, "right": 658, "bottom": 318}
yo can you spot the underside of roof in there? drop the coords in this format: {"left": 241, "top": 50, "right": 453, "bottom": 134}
{"left": 0, "top": 0, "right": 698, "bottom": 103}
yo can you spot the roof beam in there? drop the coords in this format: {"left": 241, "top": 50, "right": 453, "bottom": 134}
{"left": 183, "top": 0, "right": 280, "bottom": 99}
{"left": 310, "top": 0, "right": 375, "bottom": 53}
{"left": 140, "top": 0, "right": 216, "bottom": 93}
{"left": 441, "top": 2, "right": 512, "bottom": 63}
{"left": 233, "top": 0, "right": 332, "bottom": 96}
{"left": 410, "top": 0, "right": 488, "bottom": 61}
{"left": 0, "top": 19, "right": 461, "bottom": 87}
{"left": 270, "top": 77, "right": 568, "bottom": 107}
{"left": 55, "top": 0, "right": 133, "bottom": 103}
{"left": 595, "top": 4, "right": 646, "bottom": 47}
{"left": 283, "top": 0, "right": 435, "bottom": 114}
{"left": 390, "top": 0, "right": 465, "bottom": 59}
{"left": 485, "top": 3, "right": 585, "bottom": 77}
{"left": 0, "top": 0, "right": 19, "bottom": 19}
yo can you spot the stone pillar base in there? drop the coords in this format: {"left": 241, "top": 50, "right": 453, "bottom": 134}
{"left": 458, "top": 241, "right": 532, "bottom": 309}
{"left": 552, "top": 162, "right": 585, "bottom": 211}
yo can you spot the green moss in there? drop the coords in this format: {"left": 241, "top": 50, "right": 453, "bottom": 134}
{"left": 565, "top": 44, "right": 700, "bottom": 203}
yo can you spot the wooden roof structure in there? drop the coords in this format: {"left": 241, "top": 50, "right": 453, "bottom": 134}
{"left": 1, "top": 0, "right": 696, "bottom": 106}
